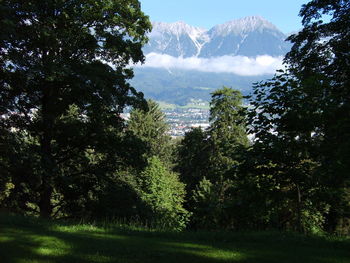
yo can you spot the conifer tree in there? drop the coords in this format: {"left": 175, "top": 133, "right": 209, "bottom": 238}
{"left": 207, "top": 87, "right": 249, "bottom": 180}
{"left": 128, "top": 100, "right": 173, "bottom": 166}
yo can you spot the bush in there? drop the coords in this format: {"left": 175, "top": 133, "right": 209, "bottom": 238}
{"left": 137, "top": 156, "right": 190, "bottom": 230}
{"left": 0, "top": 181, "right": 14, "bottom": 204}
{"left": 191, "top": 177, "right": 233, "bottom": 229}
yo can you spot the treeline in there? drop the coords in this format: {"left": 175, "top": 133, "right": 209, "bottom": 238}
{"left": 0, "top": 0, "right": 349, "bottom": 234}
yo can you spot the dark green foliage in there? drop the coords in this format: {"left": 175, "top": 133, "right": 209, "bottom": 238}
{"left": 177, "top": 87, "right": 248, "bottom": 185}
{"left": 128, "top": 100, "right": 173, "bottom": 166}
{"left": 176, "top": 127, "right": 209, "bottom": 193}
{"left": 247, "top": 73, "right": 327, "bottom": 233}
{"left": 191, "top": 177, "right": 234, "bottom": 229}
{"left": 176, "top": 87, "right": 249, "bottom": 229}
{"left": 286, "top": 0, "right": 350, "bottom": 234}
{"left": 245, "top": 0, "right": 350, "bottom": 234}
{"left": 0, "top": 0, "right": 151, "bottom": 218}
{"left": 0, "top": 131, "right": 15, "bottom": 203}
{"left": 90, "top": 171, "right": 142, "bottom": 220}
{"left": 127, "top": 101, "right": 187, "bottom": 228}
{"left": 207, "top": 87, "right": 249, "bottom": 181}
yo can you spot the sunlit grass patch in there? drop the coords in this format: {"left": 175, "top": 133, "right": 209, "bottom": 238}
{"left": 165, "top": 241, "right": 246, "bottom": 260}
{"left": 32, "top": 236, "right": 71, "bottom": 256}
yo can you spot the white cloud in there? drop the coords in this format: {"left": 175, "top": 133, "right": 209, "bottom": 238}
{"left": 135, "top": 53, "right": 284, "bottom": 76}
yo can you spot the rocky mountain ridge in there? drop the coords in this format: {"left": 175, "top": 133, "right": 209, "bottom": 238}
{"left": 143, "top": 16, "right": 291, "bottom": 58}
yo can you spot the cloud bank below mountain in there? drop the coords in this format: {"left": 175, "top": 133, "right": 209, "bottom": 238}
{"left": 135, "top": 53, "right": 284, "bottom": 76}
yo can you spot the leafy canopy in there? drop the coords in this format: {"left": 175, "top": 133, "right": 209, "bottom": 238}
{"left": 0, "top": 0, "right": 151, "bottom": 218}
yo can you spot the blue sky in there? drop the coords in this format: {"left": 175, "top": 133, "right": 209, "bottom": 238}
{"left": 139, "top": 0, "right": 310, "bottom": 34}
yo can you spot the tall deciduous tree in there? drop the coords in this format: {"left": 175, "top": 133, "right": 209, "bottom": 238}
{"left": 285, "top": 0, "right": 350, "bottom": 233}
{"left": 0, "top": 0, "right": 151, "bottom": 218}
{"left": 248, "top": 72, "right": 327, "bottom": 232}
{"left": 248, "top": 0, "right": 349, "bottom": 233}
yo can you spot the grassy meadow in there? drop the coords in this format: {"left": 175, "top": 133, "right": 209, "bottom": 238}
{"left": 0, "top": 213, "right": 349, "bottom": 263}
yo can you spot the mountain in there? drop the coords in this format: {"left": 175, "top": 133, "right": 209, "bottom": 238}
{"left": 133, "top": 16, "right": 291, "bottom": 105}
{"left": 143, "top": 16, "right": 290, "bottom": 58}
{"left": 143, "top": 21, "right": 208, "bottom": 57}
{"left": 199, "top": 16, "right": 290, "bottom": 57}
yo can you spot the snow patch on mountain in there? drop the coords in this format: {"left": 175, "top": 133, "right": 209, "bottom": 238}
{"left": 146, "top": 21, "right": 208, "bottom": 57}
{"left": 209, "top": 16, "right": 279, "bottom": 37}
{"left": 150, "top": 21, "right": 206, "bottom": 38}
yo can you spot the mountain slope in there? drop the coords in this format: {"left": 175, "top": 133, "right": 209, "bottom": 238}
{"left": 199, "top": 16, "right": 290, "bottom": 57}
{"left": 143, "top": 21, "right": 208, "bottom": 57}
{"left": 130, "top": 68, "right": 268, "bottom": 105}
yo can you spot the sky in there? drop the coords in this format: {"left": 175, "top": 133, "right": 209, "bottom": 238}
{"left": 139, "top": 0, "right": 310, "bottom": 34}
{"left": 136, "top": 0, "right": 312, "bottom": 76}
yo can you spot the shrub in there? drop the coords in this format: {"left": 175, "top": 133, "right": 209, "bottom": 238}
{"left": 137, "top": 156, "right": 190, "bottom": 230}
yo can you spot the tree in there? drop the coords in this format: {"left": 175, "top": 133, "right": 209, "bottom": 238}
{"left": 207, "top": 87, "right": 249, "bottom": 181}
{"left": 0, "top": 0, "right": 151, "bottom": 218}
{"left": 285, "top": 0, "right": 350, "bottom": 233}
{"left": 176, "top": 87, "right": 250, "bottom": 229}
{"left": 205, "top": 87, "right": 252, "bottom": 229}
{"left": 191, "top": 177, "right": 234, "bottom": 229}
{"left": 0, "top": 131, "right": 12, "bottom": 203}
{"left": 0, "top": 132, "right": 14, "bottom": 203}
{"left": 247, "top": 0, "right": 350, "bottom": 233}
{"left": 128, "top": 100, "right": 173, "bottom": 166}
{"left": 137, "top": 156, "right": 190, "bottom": 230}
{"left": 247, "top": 66, "right": 331, "bottom": 233}
{"left": 176, "top": 127, "right": 209, "bottom": 193}
{"left": 176, "top": 87, "right": 249, "bottom": 194}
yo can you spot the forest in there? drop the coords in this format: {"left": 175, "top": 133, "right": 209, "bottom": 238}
{"left": 0, "top": 0, "right": 349, "bottom": 237}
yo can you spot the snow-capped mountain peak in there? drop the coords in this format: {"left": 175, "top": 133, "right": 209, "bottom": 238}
{"left": 143, "top": 16, "right": 291, "bottom": 58}
{"left": 210, "top": 16, "right": 279, "bottom": 36}
{"left": 150, "top": 21, "right": 206, "bottom": 37}
{"left": 144, "top": 21, "right": 209, "bottom": 57}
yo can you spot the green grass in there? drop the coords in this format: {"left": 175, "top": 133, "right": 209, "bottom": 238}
{"left": 179, "top": 103, "right": 210, "bottom": 110}
{"left": 157, "top": 101, "right": 177, "bottom": 110}
{"left": 0, "top": 214, "right": 349, "bottom": 263}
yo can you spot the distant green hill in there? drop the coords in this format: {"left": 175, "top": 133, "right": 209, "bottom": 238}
{"left": 157, "top": 100, "right": 209, "bottom": 110}
{"left": 130, "top": 68, "right": 270, "bottom": 105}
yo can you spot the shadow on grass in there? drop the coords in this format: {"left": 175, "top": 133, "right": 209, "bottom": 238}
{"left": 0, "top": 215, "right": 349, "bottom": 263}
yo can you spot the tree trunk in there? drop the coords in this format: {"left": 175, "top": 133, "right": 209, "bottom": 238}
{"left": 39, "top": 183, "right": 53, "bottom": 218}
{"left": 39, "top": 129, "right": 54, "bottom": 218}
{"left": 39, "top": 83, "right": 54, "bottom": 218}
{"left": 296, "top": 184, "right": 303, "bottom": 233}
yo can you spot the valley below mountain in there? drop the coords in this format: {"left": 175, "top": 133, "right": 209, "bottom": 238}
{"left": 130, "top": 67, "right": 268, "bottom": 105}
